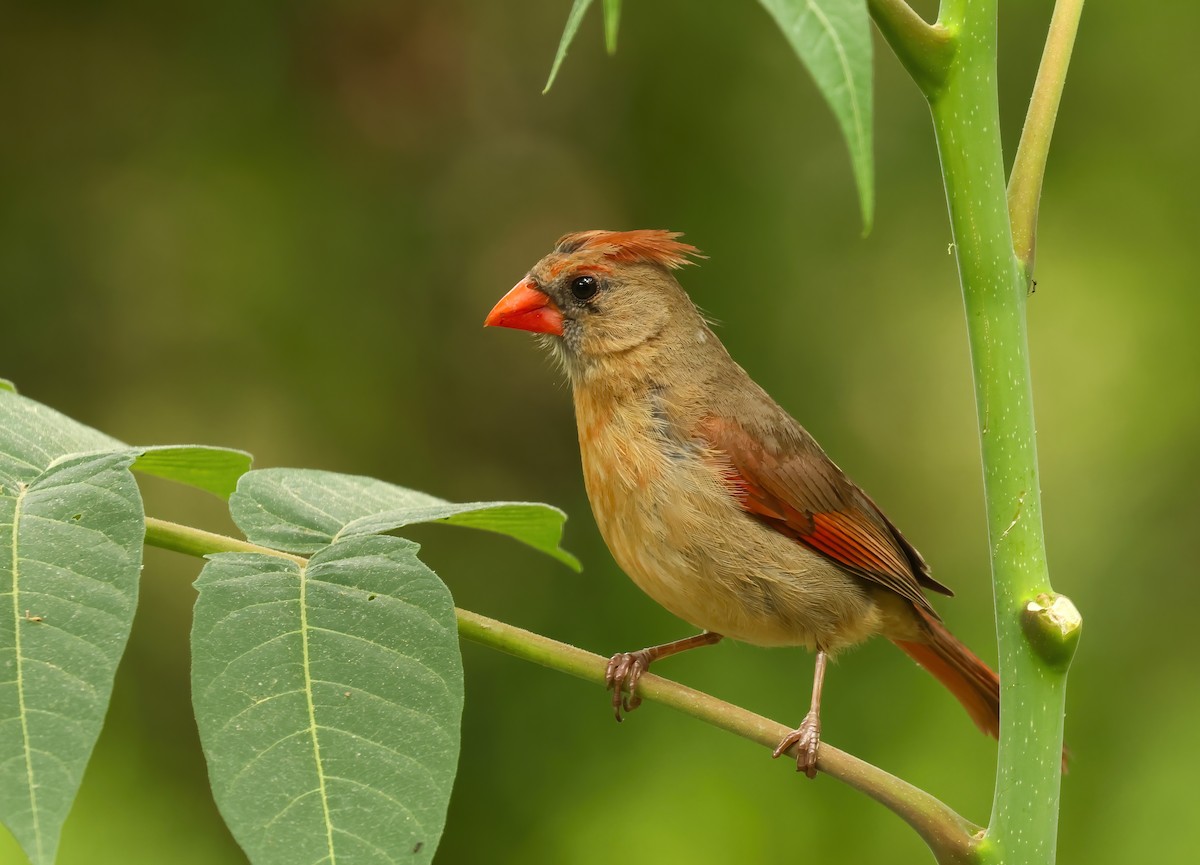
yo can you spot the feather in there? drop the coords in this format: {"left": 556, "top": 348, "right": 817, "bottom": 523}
{"left": 554, "top": 229, "right": 705, "bottom": 270}
{"left": 700, "top": 415, "right": 952, "bottom": 617}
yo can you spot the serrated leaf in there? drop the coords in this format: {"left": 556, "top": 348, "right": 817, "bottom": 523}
{"left": 229, "top": 468, "right": 580, "bottom": 570}
{"left": 131, "top": 446, "right": 253, "bottom": 499}
{"left": 0, "top": 452, "right": 143, "bottom": 865}
{"left": 192, "top": 536, "right": 463, "bottom": 865}
{"left": 543, "top": 0, "right": 596, "bottom": 93}
{"left": 757, "top": 0, "right": 874, "bottom": 230}
{"left": 0, "top": 388, "right": 251, "bottom": 499}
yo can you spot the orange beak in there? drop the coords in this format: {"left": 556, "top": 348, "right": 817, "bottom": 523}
{"left": 484, "top": 278, "right": 564, "bottom": 336}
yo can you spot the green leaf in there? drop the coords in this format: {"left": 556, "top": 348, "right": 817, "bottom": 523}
{"left": 603, "top": 0, "right": 621, "bottom": 54}
{"left": 230, "top": 468, "right": 581, "bottom": 570}
{"left": 0, "top": 390, "right": 125, "bottom": 478}
{"left": 543, "top": 0, "right": 596, "bottom": 94}
{"left": 0, "top": 452, "right": 143, "bottom": 865}
{"left": 192, "top": 536, "right": 463, "bottom": 865}
{"left": 0, "top": 379, "right": 15, "bottom": 394}
{"left": 757, "top": 0, "right": 874, "bottom": 230}
{"left": 0, "top": 388, "right": 251, "bottom": 498}
{"left": 130, "top": 446, "right": 252, "bottom": 499}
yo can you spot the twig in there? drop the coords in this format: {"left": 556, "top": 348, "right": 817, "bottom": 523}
{"left": 144, "top": 517, "right": 307, "bottom": 565}
{"left": 868, "top": 0, "right": 955, "bottom": 95}
{"left": 456, "top": 608, "right": 981, "bottom": 863}
{"left": 1007, "top": 0, "right": 1086, "bottom": 280}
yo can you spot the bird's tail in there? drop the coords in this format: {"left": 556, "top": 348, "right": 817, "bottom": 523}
{"left": 891, "top": 608, "right": 1000, "bottom": 739}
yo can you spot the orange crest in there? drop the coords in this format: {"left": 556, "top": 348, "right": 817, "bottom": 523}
{"left": 553, "top": 229, "right": 704, "bottom": 270}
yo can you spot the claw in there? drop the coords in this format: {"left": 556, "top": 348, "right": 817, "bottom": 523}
{"left": 772, "top": 710, "right": 822, "bottom": 778}
{"left": 605, "top": 650, "right": 652, "bottom": 722}
{"left": 602, "top": 633, "right": 723, "bottom": 723}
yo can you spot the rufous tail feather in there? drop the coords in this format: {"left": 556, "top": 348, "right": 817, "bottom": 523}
{"left": 892, "top": 607, "right": 1001, "bottom": 739}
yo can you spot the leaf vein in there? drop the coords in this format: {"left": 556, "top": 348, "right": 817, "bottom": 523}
{"left": 298, "top": 563, "right": 339, "bottom": 864}
{"left": 316, "top": 728, "right": 447, "bottom": 787}
{"left": 10, "top": 482, "right": 45, "bottom": 862}
{"left": 805, "top": 0, "right": 865, "bottom": 159}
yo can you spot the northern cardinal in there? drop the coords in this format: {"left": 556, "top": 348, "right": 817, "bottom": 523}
{"left": 484, "top": 229, "right": 1000, "bottom": 776}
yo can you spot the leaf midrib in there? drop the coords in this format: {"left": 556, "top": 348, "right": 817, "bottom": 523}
{"left": 298, "top": 561, "right": 337, "bottom": 864}
{"left": 805, "top": 0, "right": 865, "bottom": 160}
{"left": 11, "top": 481, "right": 44, "bottom": 863}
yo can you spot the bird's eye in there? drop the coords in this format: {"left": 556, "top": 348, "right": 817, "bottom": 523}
{"left": 570, "top": 274, "right": 599, "bottom": 301}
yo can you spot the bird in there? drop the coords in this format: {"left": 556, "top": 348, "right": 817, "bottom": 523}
{"left": 484, "top": 229, "right": 1000, "bottom": 777}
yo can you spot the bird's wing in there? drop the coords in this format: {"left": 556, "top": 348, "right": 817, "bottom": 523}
{"left": 699, "top": 415, "right": 951, "bottom": 617}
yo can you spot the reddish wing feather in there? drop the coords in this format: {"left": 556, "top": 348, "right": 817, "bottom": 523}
{"left": 703, "top": 416, "right": 945, "bottom": 617}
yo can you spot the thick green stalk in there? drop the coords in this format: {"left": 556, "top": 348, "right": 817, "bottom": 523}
{"left": 925, "top": 2, "right": 1075, "bottom": 862}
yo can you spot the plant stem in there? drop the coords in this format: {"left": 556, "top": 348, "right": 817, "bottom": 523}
{"left": 457, "top": 608, "right": 981, "bottom": 863}
{"left": 867, "top": 0, "right": 955, "bottom": 95}
{"left": 143, "top": 517, "right": 306, "bottom": 565}
{"left": 1007, "top": 0, "right": 1086, "bottom": 281}
{"left": 921, "top": 1, "right": 1074, "bottom": 862}
{"left": 144, "top": 515, "right": 980, "bottom": 864}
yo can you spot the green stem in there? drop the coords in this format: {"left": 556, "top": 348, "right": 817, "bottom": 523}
{"left": 144, "top": 517, "right": 306, "bottom": 565}
{"left": 921, "top": 2, "right": 1074, "bottom": 862}
{"left": 867, "top": 0, "right": 955, "bottom": 95}
{"left": 1007, "top": 0, "right": 1086, "bottom": 281}
{"left": 144, "top": 516, "right": 980, "bottom": 864}
{"left": 456, "top": 608, "right": 980, "bottom": 863}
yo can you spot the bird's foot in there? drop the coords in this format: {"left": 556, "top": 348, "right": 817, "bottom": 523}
{"left": 772, "top": 710, "right": 822, "bottom": 778}
{"left": 604, "top": 649, "right": 654, "bottom": 721}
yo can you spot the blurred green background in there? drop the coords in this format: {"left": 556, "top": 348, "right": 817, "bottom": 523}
{"left": 2, "top": 1, "right": 1196, "bottom": 863}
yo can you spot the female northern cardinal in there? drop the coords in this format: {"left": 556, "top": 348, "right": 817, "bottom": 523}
{"left": 484, "top": 229, "right": 1000, "bottom": 776}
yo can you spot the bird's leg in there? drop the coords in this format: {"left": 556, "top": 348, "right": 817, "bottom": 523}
{"left": 605, "top": 631, "right": 723, "bottom": 721}
{"left": 772, "top": 650, "right": 828, "bottom": 778}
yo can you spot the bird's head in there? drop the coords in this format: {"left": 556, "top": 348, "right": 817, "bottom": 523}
{"left": 484, "top": 229, "right": 705, "bottom": 377}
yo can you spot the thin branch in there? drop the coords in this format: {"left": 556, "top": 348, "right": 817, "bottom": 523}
{"left": 144, "top": 515, "right": 981, "bottom": 864}
{"left": 1007, "top": 0, "right": 1086, "bottom": 280}
{"left": 868, "top": 0, "right": 955, "bottom": 95}
{"left": 144, "top": 517, "right": 306, "bottom": 566}
{"left": 456, "top": 608, "right": 982, "bottom": 864}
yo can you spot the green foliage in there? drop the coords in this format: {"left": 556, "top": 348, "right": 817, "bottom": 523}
{"left": 0, "top": 387, "right": 575, "bottom": 865}
{"left": 755, "top": 0, "right": 874, "bottom": 228}
{"left": 230, "top": 468, "right": 580, "bottom": 569}
{"left": 603, "top": 0, "right": 621, "bottom": 54}
{"left": 0, "top": 387, "right": 251, "bottom": 499}
{"left": 545, "top": 0, "right": 875, "bottom": 226}
{"left": 0, "top": 453, "right": 143, "bottom": 865}
{"left": 543, "top": 0, "right": 598, "bottom": 93}
{"left": 128, "top": 446, "right": 252, "bottom": 500}
{"left": 0, "top": 388, "right": 124, "bottom": 459}
{"left": 192, "top": 538, "right": 461, "bottom": 865}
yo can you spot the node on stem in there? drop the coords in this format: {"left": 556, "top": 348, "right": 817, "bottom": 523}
{"left": 1020, "top": 592, "right": 1082, "bottom": 671}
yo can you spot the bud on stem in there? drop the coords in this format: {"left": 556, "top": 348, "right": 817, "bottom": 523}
{"left": 1020, "top": 592, "right": 1081, "bottom": 671}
